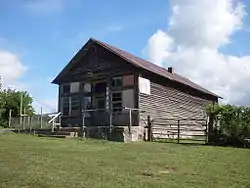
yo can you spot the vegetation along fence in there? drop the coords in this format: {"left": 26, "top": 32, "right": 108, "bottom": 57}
{"left": 9, "top": 115, "right": 53, "bottom": 131}
{"left": 149, "top": 117, "right": 208, "bottom": 144}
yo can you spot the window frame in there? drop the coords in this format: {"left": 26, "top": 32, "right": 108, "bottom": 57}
{"left": 111, "top": 76, "right": 123, "bottom": 87}
{"left": 111, "top": 91, "right": 122, "bottom": 112}
{"left": 62, "top": 84, "right": 70, "bottom": 94}
{"left": 61, "top": 96, "right": 80, "bottom": 116}
{"left": 83, "top": 83, "right": 92, "bottom": 93}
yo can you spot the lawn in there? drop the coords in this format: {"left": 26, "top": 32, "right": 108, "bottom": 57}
{"left": 0, "top": 133, "right": 250, "bottom": 188}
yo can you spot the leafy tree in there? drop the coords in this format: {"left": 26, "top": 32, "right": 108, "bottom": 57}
{"left": 0, "top": 77, "right": 35, "bottom": 127}
{"left": 0, "top": 78, "right": 6, "bottom": 126}
{"left": 206, "top": 104, "right": 250, "bottom": 146}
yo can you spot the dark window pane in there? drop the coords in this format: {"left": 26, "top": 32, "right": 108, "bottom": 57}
{"left": 113, "top": 102, "right": 122, "bottom": 108}
{"left": 112, "top": 77, "right": 122, "bottom": 87}
{"left": 63, "top": 97, "right": 70, "bottom": 106}
{"left": 97, "top": 99, "right": 105, "bottom": 109}
{"left": 71, "top": 96, "right": 79, "bottom": 110}
{"left": 112, "top": 92, "right": 121, "bottom": 98}
{"left": 62, "top": 85, "right": 70, "bottom": 93}
{"left": 95, "top": 82, "right": 106, "bottom": 93}
{"left": 112, "top": 92, "right": 122, "bottom": 102}
{"left": 63, "top": 107, "right": 69, "bottom": 116}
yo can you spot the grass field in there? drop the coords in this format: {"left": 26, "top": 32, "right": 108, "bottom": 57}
{"left": 0, "top": 133, "right": 250, "bottom": 188}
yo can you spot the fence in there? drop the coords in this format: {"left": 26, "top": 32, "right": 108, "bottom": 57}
{"left": 9, "top": 115, "right": 53, "bottom": 131}
{"left": 149, "top": 117, "right": 208, "bottom": 144}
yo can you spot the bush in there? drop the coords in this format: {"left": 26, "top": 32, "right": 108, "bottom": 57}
{"left": 206, "top": 104, "right": 250, "bottom": 147}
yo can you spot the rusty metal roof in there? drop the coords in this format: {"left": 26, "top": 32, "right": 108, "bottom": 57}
{"left": 53, "top": 38, "right": 220, "bottom": 98}
{"left": 91, "top": 38, "right": 221, "bottom": 98}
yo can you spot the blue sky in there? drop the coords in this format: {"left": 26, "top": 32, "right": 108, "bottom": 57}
{"left": 1, "top": 0, "right": 250, "bottom": 112}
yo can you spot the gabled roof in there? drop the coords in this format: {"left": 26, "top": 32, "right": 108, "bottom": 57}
{"left": 52, "top": 38, "right": 221, "bottom": 98}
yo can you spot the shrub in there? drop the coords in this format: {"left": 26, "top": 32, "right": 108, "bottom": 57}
{"left": 206, "top": 104, "right": 250, "bottom": 147}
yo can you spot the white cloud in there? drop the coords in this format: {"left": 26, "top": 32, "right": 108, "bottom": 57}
{"left": 145, "top": 0, "right": 250, "bottom": 105}
{"left": 0, "top": 51, "right": 27, "bottom": 88}
{"left": 144, "top": 30, "right": 174, "bottom": 66}
{"left": 25, "top": 0, "right": 64, "bottom": 13}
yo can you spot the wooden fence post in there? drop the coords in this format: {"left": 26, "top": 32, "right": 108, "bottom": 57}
{"left": 29, "top": 116, "right": 32, "bottom": 134}
{"left": 129, "top": 109, "right": 132, "bottom": 135}
{"left": 208, "top": 114, "right": 214, "bottom": 143}
{"left": 147, "top": 115, "right": 152, "bottom": 142}
{"left": 8, "top": 109, "right": 12, "bottom": 128}
{"left": 177, "top": 120, "right": 180, "bottom": 144}
{"left": 205, "top": 120, "right": 208, "bottom": 144}
{"left": 81, "top": 109, "right": 85, "bottom": 138}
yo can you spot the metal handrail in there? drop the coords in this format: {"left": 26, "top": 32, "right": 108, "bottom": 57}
{"left": 48, "top": 112, "right": 61, "bottom": 132}
{"left": 48, "top": 112, "right": 61, "bottom": 124}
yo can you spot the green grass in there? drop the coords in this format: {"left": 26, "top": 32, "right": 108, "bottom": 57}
{"left": 0, "top": 134, "right": 250, "bottom": 188}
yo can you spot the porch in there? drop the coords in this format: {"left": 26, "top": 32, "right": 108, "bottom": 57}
{"left": 59, "top": 74, "right": 139, "bottom": 127}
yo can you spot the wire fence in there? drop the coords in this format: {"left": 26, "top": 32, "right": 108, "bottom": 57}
{"left": 10, "top": 115, "right": 52, "bottom": 130}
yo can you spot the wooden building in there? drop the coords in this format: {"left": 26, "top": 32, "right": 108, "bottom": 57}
{"left": 52, "top": 38, "right": 220, "bottom": 141}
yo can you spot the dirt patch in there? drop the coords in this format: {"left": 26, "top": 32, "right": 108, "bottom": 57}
{"left": 159, "top": 167, "right": 177, "bottom": 174}
{"left": 141, "top": 172, "right": 154, "bottom": 177}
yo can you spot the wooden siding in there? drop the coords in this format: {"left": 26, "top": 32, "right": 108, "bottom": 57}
{"left": 58, "top": 43, "right": 138, "bottom": 83}
{"left": 139, "top": 75, "right": 216, "bottom": 127}
{"left": 58, "top": 43, "right": 139, "bottom": 126}
{"left": 55, "top": 41, "right": 218, "bottom": 129}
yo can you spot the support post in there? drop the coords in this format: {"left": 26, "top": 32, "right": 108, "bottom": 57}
{"left": 8, "top": 109, "right": 12, "bottom": 128}
{"left": 29, "top": 116, "right": 31, "bottom": 133}
{"left": 109, "top": 90, "right": 113, "bottom": 133}
{"left": 19, "top": 93, "right": 23, "bottom": 127}
{"left": 52, "top": 119, "right": 55, "bottom": 133}
{"left": 23, "top": 108, "right": 26, "bottom": 130}
{"left": 129, "top": 109, "right": 132, "bottom": 135}
{"left": 82, "top": 109, "right": 85, "bottom": 138}
{"left": 177, "top": 120, "right": 180, "bottom": 144}
{"left": 208, "top": 115, "right": 214, "bottom": 143}
{"left": 147, "top": 115, "right": 152, "bottom": 142}
{"left": 59, "top": 115, "right": 61, "bottom": 130}
{"left": 205, "top": 120, "right": 208, "bottom": 144}
{"left": 40, "top": 106, "right": 43, "bottom": 129}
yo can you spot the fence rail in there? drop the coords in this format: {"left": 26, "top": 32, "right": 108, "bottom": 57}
{"left": 9, "top": 115, "right": 56, "bottom": 131}
{"left": 150, "top": 118, "right": 208, "bottom": 144}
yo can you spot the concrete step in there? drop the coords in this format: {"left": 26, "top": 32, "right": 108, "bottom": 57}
{"left": 38, "top": 134, "right": 73, "bottom": 139}
{"left": 60, "top": 127, "right": 81, "bottom": 132}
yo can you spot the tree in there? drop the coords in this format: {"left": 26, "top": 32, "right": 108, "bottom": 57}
{"left": 0, "top": 78, "right": 35, "bottom": 127}
{"left": 0, "top": 78, "right": 6, "bottom": 126}
{"left": 206, "top": 104, "right": 250, "bottom": 146}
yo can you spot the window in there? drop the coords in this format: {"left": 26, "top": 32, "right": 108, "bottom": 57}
{"left": 94, "top": 82, "right": 106, "bottom": 93}
{"left": 71, "top": 96, "right": 79, "bottom": 110}
{"left": 83, "top": 96, "right": 92, "bottom": 109}
{"left": 62, "top": 85, "right": 70, "bottom": 94}
{"left": 62, "top": 97, "right": 70, "bottom": 115}
{"left": 97, "top": 99, "right": 105, "bottom": 109}
{"left": 95, "top": 94, "right": 105, "bottom": 109}
{"left": 112, "top": 77, "right": 122, "bottom": 87}
{"left": 112, "top": 92, "right": 122, "bottom": 102}
{"left": 139, "top": 77, "right": 151, "bottom": 95}
{"left": 70, "top": 82, "right": 80, "bottom": 93}
{"left": 61, "top": 96, "right": 80, "bottom": 116}
{"left": 84, "top": 83, "right": 91, "bottom": 93}
{"left": 122, "top": 89, "right": 134, "bottom": 108}
{"left": 83, "top": 96, "right": 92, "bottom": 118}
{"left": 112, "top": 92, "right": 122, "bottom": 112}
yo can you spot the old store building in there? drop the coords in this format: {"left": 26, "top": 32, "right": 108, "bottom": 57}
{"left": 52, "top": 38, "right": 220, "bottom": 141}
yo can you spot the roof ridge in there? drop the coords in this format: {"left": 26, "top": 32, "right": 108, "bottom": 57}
{"left": 91, "top": 38, "right": 221, "bottom": 98}
{"left": 53, "top": 37, "right": 221, "bottom": 98}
